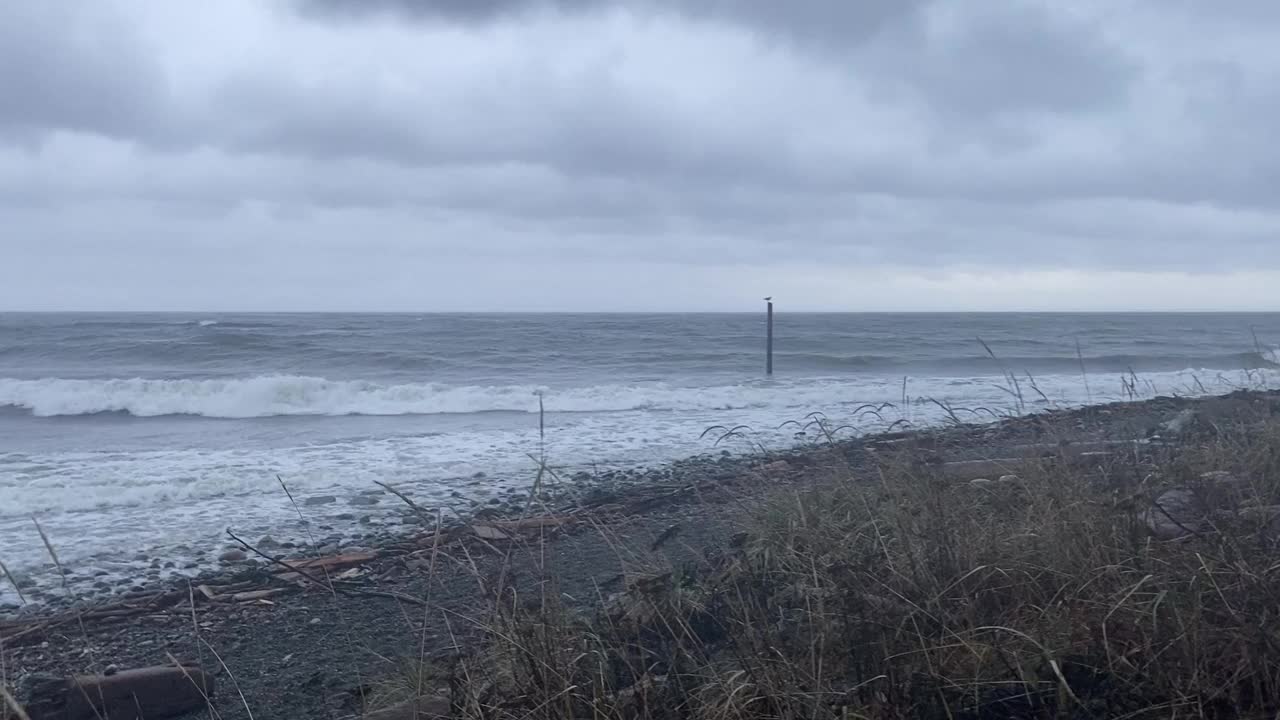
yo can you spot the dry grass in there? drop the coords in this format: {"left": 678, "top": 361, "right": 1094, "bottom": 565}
{"left": 395, "top": 396, "right": 1280, "bottom": 720}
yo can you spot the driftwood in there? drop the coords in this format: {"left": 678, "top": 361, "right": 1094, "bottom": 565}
{"left": 0, "top": 589, "right": 197, "bottom": 647}
{"left": 21, "top": 665, "right": 214, "bottom": 720}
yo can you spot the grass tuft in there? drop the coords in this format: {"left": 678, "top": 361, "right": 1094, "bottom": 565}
{"left": 386, "top": 393, "right": 1280, "bottom": 719}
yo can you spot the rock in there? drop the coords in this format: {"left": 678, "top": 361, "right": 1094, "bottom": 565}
{"left": 305, "top": 495, "right": 337, "bottom": 506}
{"left": 998, "top": 474, "right": 1021, "bottom": 483}
{"left": 334, "top": 513, "right": 357, "bottom": 521}
{"left": 218, "top": 549, "right": 247, "bottom": 563}
{"left": 257, "top": 535, "right": 280, "bottom": 549}
{"left": 472, "top": 471, "right": 487, "bottom": 479}
{"left": 348, "top": 495, "right": 379, "bottom": 506}
{"left": 1142, "top": 489, "right": 1205, "bottom": 540}
{"left": 969, "top": 478, "right": 993, "bottom": 486}
{"left": 1156, "top": 409, "right": 1198, "bottom": 437}
{"left": 309, "top": 617, "right": 322, "bottom": 626}
{"left": 358, "top": 515, "right": 373, "bottom": 525}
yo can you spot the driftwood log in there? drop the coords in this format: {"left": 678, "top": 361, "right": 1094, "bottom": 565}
{"left": 20, "top": 665, "right": 214, "bottom": 720}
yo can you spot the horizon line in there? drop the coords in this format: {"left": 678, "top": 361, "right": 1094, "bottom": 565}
{"left": 4, "top": 309, "right": 1280, "bottom": 315}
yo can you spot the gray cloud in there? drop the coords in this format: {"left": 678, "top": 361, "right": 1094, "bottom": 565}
{"left": 0, "top": 3, "right": 170, "bottom": 142}
{"left": 300, "top": 0, "right": 926, "bottom": 48}
{"left": 3, "top": 0, "right": 1280, "bottom": 310}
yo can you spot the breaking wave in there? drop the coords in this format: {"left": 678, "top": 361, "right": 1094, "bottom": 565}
{"left": 0, "top": 375, "right": 815, "bottom": 418}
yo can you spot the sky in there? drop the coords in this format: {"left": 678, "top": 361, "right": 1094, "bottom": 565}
{"left": 3, "top": 0, "right": 1280, "bottom": 311}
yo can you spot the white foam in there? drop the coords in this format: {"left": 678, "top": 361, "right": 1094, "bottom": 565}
{"left": 197, "top": 319, "right": 219, "bottom": 327}
{"left": 2, "top": 366, "right": 1276, "bottom": 603}
{"left": 3, "top": 366, "right": 1277, "bottom": 420}
{"left": 0, "top": 375, "right": 915, "bottom": 418}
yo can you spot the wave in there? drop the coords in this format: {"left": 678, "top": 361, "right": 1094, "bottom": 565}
{"left": 0, "top": 375, "right": 801, "bottom": 418}
{"left": 2, "top": 356, "right": 1276, "bottom": 419}
{"left": 781, "top": 350, "right": 1280, "bottom": 374}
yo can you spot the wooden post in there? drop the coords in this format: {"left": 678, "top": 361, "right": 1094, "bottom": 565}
{"left": 765, "top": 297, "right": 774, "bottom": 375}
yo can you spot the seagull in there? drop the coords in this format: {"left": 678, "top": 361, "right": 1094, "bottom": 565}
{"left": 764, "top": 296, "right": 773, "bottom": 302}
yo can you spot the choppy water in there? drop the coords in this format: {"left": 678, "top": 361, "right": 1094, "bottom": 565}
{"left": 2, "top": 312, "right": 1278, "bottom": 603}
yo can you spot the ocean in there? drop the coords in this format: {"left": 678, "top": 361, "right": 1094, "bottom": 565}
{"left": 2, "top": 312, "right": 1278, "bottom": 602}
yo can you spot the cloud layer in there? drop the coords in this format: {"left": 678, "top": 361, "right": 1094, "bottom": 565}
{"left": 3, "top": 0, "right": 1280, "bottom": 309}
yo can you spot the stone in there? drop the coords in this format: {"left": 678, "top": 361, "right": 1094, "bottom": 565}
{"left": 1156, "top": 409, "right": 1198, "bottom": 437}
{"left": 1142, "top": 489, "right": 1205, "bottom": 540}
{"left": 969, "top": 478, "right": 993, "bottom": 486}
{"left": 1140, "top": 471, "right": 1255, "bottom": 541}
{"left": 305, "top": 495, "right": 337, "bottom": 506}
{"left": 256, "top": 535, "right": 280, "bottom": 549}
{"left": 760, "top": 460, "right": 791, "bottom": 475}
{"left": 998, "top": 474, "right": 1021, "bottom": 483}
{"left": 348, "top": 495, "right": 380, "bottom": 506}
{"left": 218, "top": 549, "right": 247, "bottom": 563}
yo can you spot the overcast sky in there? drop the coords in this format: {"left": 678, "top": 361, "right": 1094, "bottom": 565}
{"left": 3, "top": 0, "right": 1280, "bottom": 311}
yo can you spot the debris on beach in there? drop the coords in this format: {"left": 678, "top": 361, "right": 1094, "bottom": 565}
{"left": 20, "top": 665, "right": 215, "bottom": 720}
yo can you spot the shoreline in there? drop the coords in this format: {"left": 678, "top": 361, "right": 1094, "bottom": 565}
{"left": 1, "top": 389, "right": 1214, "bottom": 623}
{"left": 4, "top": 389, "right": 1275, "bottom": 719}
{"left": 4, "top": 364, "right": 1275, "bottom": 610}
{"left": 0, "top": 388, "right": 1195, "bottom": 620}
